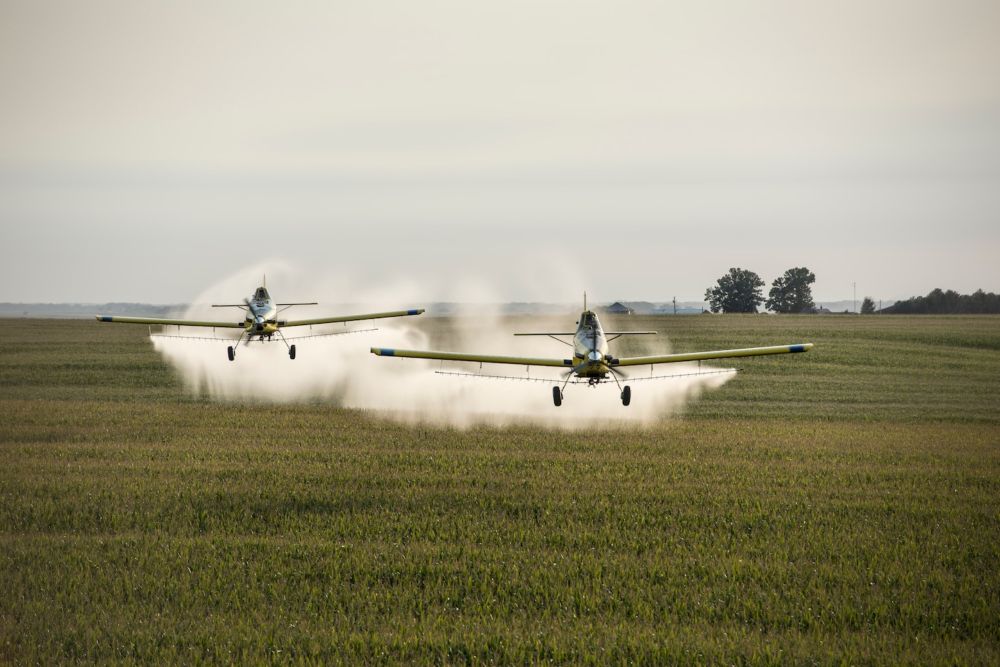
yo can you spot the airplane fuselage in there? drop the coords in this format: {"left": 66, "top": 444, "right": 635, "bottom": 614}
{"left": 572, "top": 311, "right": 612, "bottom": 379}
{"left": 244, "top": 287, "right": 280, "bottom": 337}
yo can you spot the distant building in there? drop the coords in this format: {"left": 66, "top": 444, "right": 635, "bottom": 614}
{"left": 605, "top": 302, "right": 633, "bottom": 315}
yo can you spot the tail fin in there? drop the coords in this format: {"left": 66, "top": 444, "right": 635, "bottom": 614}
{"left": 583, "top": 291, "right": 587, "bottom": 311}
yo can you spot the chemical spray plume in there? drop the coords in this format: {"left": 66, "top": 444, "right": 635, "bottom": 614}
{"left": 150, "top": 262, "right": 733, "bottom": 429}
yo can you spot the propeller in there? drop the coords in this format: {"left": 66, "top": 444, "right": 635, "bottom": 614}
{"left": 242, "top": 297, "right": 255, "bottom": 346}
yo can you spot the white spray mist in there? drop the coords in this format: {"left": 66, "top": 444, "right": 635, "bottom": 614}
{"left": 150, "top": 262, "right": 733, "bottom": 428}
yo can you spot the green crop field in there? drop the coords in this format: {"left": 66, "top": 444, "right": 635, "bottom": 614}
{"left": 1, "top": 315, "right": 998, "bottom": 664}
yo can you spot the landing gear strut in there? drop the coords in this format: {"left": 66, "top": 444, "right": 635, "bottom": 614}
{"left": 608, "top": 368, "right": 630, "bottom": 407}
{"left": 275, "top": 330, "right": 295, "bottom": 360}
{"left": 552, "top": 386, "right": 563, "bottom": 407}
{"left": 226, "top": 330, "right": 247, "bottom": 361}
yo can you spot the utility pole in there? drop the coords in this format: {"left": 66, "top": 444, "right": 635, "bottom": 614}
{"left": 853, "top": 282, "right": 857, "bottom": 314}
{"left": 672, "top": 296, "right": 677, "bottom": 315}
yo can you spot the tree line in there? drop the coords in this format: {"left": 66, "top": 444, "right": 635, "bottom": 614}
{"left": 705, "top": 267, "right": 817, "bottom": 313}
{"left": 881, "top": 288, "right": 1000, "bottom": 314}
{"left": 704, "top": 268, "right": 1000, "bottom": 314}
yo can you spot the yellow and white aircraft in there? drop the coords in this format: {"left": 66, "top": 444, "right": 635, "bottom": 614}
{"left": 371, "top": 298, "right": 812, "bottom": 406}
{"left": 98, "top": 281, "right": 423, "bottom": 361}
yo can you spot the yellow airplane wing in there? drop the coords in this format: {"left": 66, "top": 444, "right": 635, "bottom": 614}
{"left": 371, "top": 347, "right": 574, "bottom": 367}
{"left": 284, "top": 309, "right": 424, "bottom": 327}
{"left": 96, "top": 315, "right": 243, "bottom": 328}
{"left": 613, "top": 343, "right": 813, "bottom": 366}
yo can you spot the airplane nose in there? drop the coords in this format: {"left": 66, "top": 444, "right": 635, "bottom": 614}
{"left": 588, "top": 350, "right": 603, "bottom": 362}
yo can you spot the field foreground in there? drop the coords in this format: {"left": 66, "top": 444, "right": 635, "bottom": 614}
{"left": 1, "top": 316, "right": 998, "bottom": 663}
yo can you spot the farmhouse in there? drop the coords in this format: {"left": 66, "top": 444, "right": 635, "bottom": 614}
{"left": 605, "top": 302, "right": 633, "bottom": 315}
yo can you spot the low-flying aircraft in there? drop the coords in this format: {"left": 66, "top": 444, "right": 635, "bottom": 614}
{"left": 371, "top": 297, "right": 812, "bottom": 406}
{"left": 98, "top": 281, "right": 423, "bottom": 361}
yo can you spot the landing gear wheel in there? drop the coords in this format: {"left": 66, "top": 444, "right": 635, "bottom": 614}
{"left": 227, "top": 346, "right": 235, "bottom": 361}
{"left": 621, "top": 385, "right": 631, "bottom": 406}
{"left": 289, "top": 344, "right": 296, "bottom": 360}
{"left": 552, "top": 386, "right": 563, "bottom": 407}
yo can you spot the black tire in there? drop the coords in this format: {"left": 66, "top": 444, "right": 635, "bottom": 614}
{"left": 227, "top": 346, "right": 235, "bottom": 361}
{"left": 621, "top": 385, "right": 631, "bottom": 406}
{"left": 289, "top": 344, "right": 296, "bottom": 360}
{"left": 552, "top": 386, "right": 562, "bottom": 407}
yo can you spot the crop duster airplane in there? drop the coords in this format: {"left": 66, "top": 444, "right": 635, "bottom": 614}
{"left": 371, "top": 298, "right": 812, "bottom": 406}
{"left": 97, "top": 281, "right": 424, "bottom": 361}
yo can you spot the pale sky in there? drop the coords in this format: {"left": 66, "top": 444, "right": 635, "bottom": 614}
{"left": 1, "top": 0, "right": 998, "bottom": 304}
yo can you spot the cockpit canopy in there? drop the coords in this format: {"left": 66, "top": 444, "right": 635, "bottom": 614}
{"left": 580, "top": 311, "right": 598, "bottom": 328}
{"left": 254, "top": 287, "right": 270, "bottom": 301}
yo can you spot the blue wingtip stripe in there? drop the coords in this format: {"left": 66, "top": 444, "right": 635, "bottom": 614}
{"left": 380, "top": 348, "right": 395, "bottom": 356}
{"left": 789, "top": 344, "right": 806, "bottom": 353}
{"left": 99, "top": 316, "right": 113, "bottom": 322}
{"left": 407, "top": 309, "right": 420, "bottom": 316}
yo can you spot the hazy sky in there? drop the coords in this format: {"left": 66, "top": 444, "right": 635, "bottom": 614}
{"left": 1, "top": 0, "right": 998, "bottom": 304}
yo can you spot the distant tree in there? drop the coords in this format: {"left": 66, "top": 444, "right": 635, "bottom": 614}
{"left": 860, "top": 297, "right": 876, "bottom": 314}
{"left": 705, "top": 268, "right": 765, "bottom": 313}
{"left": 766, "top": 267, "right": 816, "bottom": 313}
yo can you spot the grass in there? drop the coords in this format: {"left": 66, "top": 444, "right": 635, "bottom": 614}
{"left": 1, "top": 315, "right": 998, "bottom": 664}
